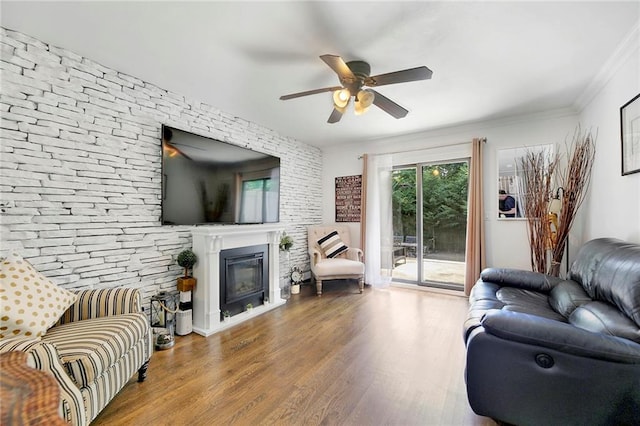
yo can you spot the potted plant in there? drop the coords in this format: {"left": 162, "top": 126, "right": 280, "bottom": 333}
{"left": 245, "top": 303, "right": 253, "bottom": 312}
{"left": 222, "top": 310, "right": 231, "bottom": 322}
{"left": 290, "top": 266, "right": 303, "bottom": 294}
{"left": 177, "top": 249, "right": 197, "bottom": 292}
{"left": 279, "top": 233, "right": 293, "bottom": 251}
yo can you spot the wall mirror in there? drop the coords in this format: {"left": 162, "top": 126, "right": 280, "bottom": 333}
{"left": 497, "top": 144, "right": 553, "bottom": 219}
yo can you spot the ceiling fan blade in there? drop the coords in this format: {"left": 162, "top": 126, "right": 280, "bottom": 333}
{"left": 370, "top": 90, "right": 409, "bottom": 119}
{"left": 320, "top": 54, "right": 356, "bottom": 82}
{"left": 327, "top": 107, "right": 344, "bottom": 124}
{"left": 365, "top": 66, "right": 433, "bottom": 87}
{"left": 280, "top": 86, "right": 342, "bottom": 100}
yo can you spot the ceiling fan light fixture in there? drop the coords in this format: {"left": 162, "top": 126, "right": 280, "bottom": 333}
{"left": 354, "top": 89, "right": 375, "bottom": 115}
{"left": 333, "top": 88, "right": 350, "bottom": 108}
{"left": 334, "top": 100, "right": 349, "bottom": 114}
{"left": 354, "top": 101, "right": 367, "bottom": 115}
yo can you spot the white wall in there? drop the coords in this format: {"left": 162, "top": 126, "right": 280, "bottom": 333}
{"left": 0, "top": 27, "right": 322, "bottom": 305}
{"left": 579, "top": 25, "right": 640, "bottom": 244}
{"left": 322, "top": 110, "right": 579, "bottom": 270}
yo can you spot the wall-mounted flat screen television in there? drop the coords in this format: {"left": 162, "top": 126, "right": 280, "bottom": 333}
{"left": 161, "top": 125, "right": 280, "bottom": 225}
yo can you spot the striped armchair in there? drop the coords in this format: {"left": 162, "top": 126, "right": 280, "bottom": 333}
{"left": 0, "top": 288, "right": 152, "bottom": 425}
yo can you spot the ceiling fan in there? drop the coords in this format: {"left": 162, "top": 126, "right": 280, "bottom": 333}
{"left": 279, "top": 54, "right": 432, "bottom": 123}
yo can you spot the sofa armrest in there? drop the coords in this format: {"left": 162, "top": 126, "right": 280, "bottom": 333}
{"left": 345, "top": 247, "right": 363, "bottom": 262}
{"left": 310, "top": 249, "right": 323, "bottom": 268}
{"left": 0, "top": 337, "right": 86, "bottom": 426}
{"left": 58, "top": 288, "right": 143, "bottom": 325}
{"left": 480, "top": 268, "right": 563, "bottom": 293}
{"left": 481, "top": 310, "right": 640, "bottom": 364}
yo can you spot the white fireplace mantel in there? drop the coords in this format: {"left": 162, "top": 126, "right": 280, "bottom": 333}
{"left": 190, "top": 224, "right": 286, "bottom": 336}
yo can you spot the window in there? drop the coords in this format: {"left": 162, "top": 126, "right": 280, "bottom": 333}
{"left": 392, "top": 160, "right": 469, "bottom": 289}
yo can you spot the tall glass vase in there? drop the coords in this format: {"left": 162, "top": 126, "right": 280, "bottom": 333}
{"left": 280, "top": 250, "right": 291, "bottom": 299}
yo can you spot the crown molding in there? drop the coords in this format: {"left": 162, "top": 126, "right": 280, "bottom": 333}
{"left": 574, "top": 22, "right": 640, "bottom": 111}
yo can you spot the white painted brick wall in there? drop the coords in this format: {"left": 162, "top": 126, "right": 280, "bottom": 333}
{"left": 0, "top": 27, "right": 322, "bottom": 307}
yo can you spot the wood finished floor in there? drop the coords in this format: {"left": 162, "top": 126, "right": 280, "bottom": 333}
{"left": 93, "top": 282, "right": 496, "bottom": 426}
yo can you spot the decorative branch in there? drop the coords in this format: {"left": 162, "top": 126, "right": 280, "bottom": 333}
{"left": 520, "top": 148, "right": 559, "bottom": 273}
{"left": 548, "top": 127, "right": 596, "bottom": 276}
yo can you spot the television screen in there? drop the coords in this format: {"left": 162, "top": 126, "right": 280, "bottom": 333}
{"left": 161, "top": 125, "right": 280, "bottom": 225}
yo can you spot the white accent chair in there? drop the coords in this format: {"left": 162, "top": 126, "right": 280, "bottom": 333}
{"left": 307, "top": 224, "right": 365, "bottom": 296}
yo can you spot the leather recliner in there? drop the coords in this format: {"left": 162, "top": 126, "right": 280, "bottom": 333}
{"left": 464, "top": 238, "right": 640, "bottom": 425}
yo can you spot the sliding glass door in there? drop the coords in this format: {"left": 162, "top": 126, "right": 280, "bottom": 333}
{"left": 392, "top": 160, "right": 468, "bottom": 290}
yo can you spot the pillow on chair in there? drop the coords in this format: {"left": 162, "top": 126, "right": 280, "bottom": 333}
{"left": 318, "top": 231, "right": 348, "bottom": 258}
{"left": 0, "top": 253, "right": 77, "bottom": 339}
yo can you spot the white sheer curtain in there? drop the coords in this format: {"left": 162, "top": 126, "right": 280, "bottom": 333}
{"left": 363, "top": 153, "right": 393, "bottom": 288}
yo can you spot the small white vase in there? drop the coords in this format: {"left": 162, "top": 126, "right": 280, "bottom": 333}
{"left": 291, "top": 284, "right": 300, "bottom": 294}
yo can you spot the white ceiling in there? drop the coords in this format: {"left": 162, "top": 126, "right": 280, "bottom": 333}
{"left": 2, "top": 1, "right": 638, "bottom": 148}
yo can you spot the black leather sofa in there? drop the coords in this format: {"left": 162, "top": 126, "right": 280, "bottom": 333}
{"left": 464, "top": 238, "right": 640, "bottom": 425}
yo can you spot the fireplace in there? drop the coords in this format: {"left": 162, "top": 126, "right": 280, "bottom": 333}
{"left": 220, "top": 244, "right": 268, "bottom": 316}
{"left": 190, "top": 224, "right": 286, "bottom": 336}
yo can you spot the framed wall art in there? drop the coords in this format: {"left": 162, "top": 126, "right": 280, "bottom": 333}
{"left": 621, "top": 93, "right": 640, "bottom": 175}
{"left": 335, "top": 175, "right": 362, "bottom": 222}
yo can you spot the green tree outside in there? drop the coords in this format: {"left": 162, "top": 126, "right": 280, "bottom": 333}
{"left": 393, "top": 162, "right": 468, "bottom": 259}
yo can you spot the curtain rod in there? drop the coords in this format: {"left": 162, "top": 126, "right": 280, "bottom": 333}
{"left": 358, "top": 138, "right": 486, "bottom": 159}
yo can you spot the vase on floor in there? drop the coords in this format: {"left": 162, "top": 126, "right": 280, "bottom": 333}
{"left": 280, "top": 249, "right": 291, "bottom": 299}
{"left": 281, "top": 283, "right": 291, "bottom": 299}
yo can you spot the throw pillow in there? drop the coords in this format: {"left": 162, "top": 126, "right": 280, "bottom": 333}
{"left": 0, "top": 253, "right": 77, "bottom": 339}
{"left": 318, "top": 231, "right": 348, "bottom": 258}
